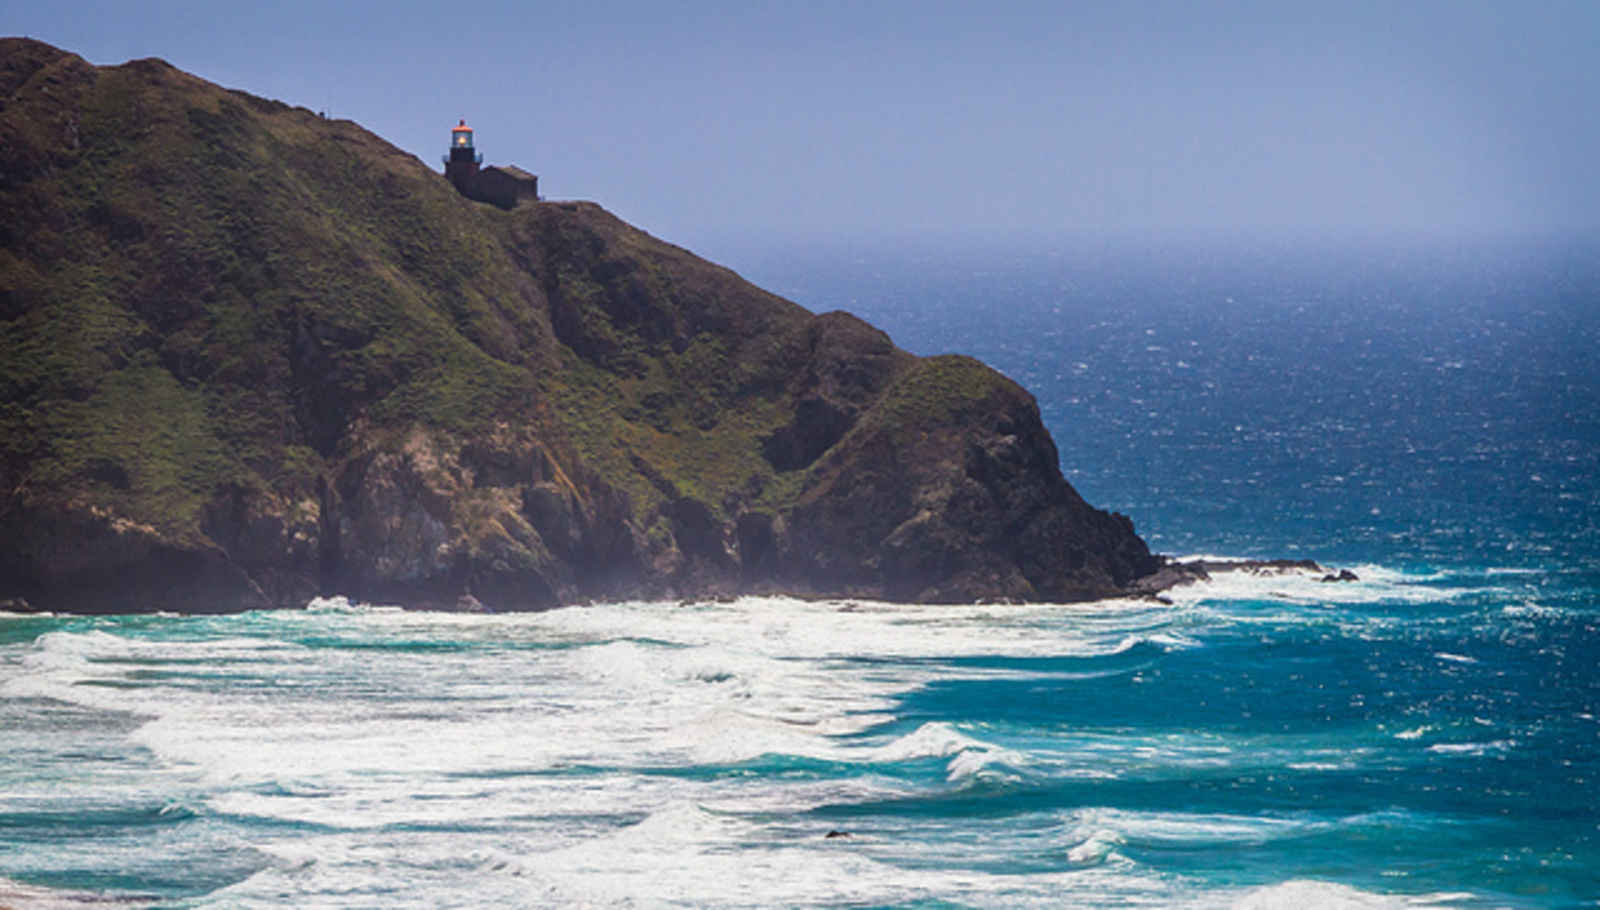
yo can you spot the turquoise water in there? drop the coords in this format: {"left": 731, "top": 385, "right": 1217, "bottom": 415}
{"left": 3, "top": 237, "right": 1597, "bottom": 907}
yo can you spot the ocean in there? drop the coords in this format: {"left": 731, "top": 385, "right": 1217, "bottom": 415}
{"left": 3, "top": 235, "right": 1597, "bottom": 908}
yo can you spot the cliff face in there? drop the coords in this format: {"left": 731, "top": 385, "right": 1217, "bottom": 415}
{"left": 0, "top": 39, "right": 1159, "bottom": 613}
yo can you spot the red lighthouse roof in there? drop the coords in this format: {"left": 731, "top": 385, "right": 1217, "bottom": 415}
{"left": 452, "top": 119, "right": 472, "bottom": 132}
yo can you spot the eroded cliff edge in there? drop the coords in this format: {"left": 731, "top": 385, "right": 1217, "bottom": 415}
{"left": 0, "top": 39, "right": 1160, "bottom": 612}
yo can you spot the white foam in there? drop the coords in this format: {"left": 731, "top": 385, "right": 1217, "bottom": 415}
{"left": 0, "top": 594, "right": 1497, "bottom": 908}
{"left": 543, "top": 594, "right": 1180, "bottom": 664}
{"left": 1066, "top": 829, "right": 1126, "bottom": 864}
{"left": 869, "top": 721, "right": 993, "bottom": 762}
{"left": 1232, "top": 879, "right": 1470, "bottom": 909}
{"left": 1426, "top": 740, "right": 1512, "bottom": 756}
{"left": 1072, "top": 807, "right": 1315, "bottom": 846}
{"left": 1501, "top": 601, "right": 1566, "bottom": 618}
{"left": 496, "top": 801, "right": 1199, "bottom": 909}
{"left": 303, "top": 595, "right": 403, "bottom": 614}
{"left": 0, "top": 605, "right": 1070, "bottom": 827}
{"left": 1157, "top": 560, "right": 1506, "bottom": 625}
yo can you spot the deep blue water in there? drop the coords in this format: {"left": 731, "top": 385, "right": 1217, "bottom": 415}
{"left": 2, "top": 235, "right": 1597, "bottom": 907}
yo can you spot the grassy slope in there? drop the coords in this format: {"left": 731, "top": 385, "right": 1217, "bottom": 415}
{"left": 1, "top": 45, "right": 550, "bottom": 537}
{"left": 0, "top": 40, "right": 849, "bottom": 547}
{"left": 516, "top": 202, "right": 819, "bottom": 533}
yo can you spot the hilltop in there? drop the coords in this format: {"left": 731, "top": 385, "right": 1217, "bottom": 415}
{"left": 0, "top": 39, "right": 1160, "bottom": 612}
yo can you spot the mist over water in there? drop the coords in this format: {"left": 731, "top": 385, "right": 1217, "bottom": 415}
{"left": 3, "top": 236, "right": 1598, "bottom": 907}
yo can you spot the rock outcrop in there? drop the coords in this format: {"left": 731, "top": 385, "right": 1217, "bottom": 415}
{"left": 0, "top": 39, "right": 1161, "bottom": 613}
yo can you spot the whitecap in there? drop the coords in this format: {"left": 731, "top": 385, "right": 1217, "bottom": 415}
{"left": 302, "top": 595, "right": 403, "bottom": 614}
{"left": 943, "top": 743, "right": 1030, "bottom": 784}
{"left": 1160, "top": 558, "right": 1479, "bottom": 612}
{"left": 1072, "top": 807, "right": 1312, "bottom": 847}
{"left": 1066, "top": 829, "right": 1126, "bottom": 865}
{"left": 1231, "top": 879, "right": 1470, "bottom": 908}
{"left": 868, "top": 721, "right": 989, "bottom": 762}
{"left": 1426, "top": 740, "right": 1512, "bottom": 755}
{"left": 1501, "top": 601, "right": 1564, "bottom": 618}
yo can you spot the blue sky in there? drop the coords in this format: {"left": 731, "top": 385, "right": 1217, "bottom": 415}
{"left": 10, "top": 1, "right": 1599, "bottom": 248}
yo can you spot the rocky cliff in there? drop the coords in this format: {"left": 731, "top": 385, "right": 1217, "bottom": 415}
{"left": 0, "top": 39, "right": 1160, "bottom": 613}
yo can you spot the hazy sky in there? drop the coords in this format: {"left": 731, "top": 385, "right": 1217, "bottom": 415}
{"left": 11, "top": 1, "right": 1599, "bottom": 247}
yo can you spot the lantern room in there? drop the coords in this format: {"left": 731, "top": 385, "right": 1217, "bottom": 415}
{"left": 446, "top": 119, "right": 481, "bottom": 166}
{"left": 443, "top": 118, "right": 483, "bottom": 194}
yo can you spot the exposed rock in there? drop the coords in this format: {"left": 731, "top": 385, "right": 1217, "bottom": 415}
{"left": 1132, "top": 557, "right": 1361, "bottom": 594}
{"left": 0, "top": 501, "right": 269, "bottom": 614}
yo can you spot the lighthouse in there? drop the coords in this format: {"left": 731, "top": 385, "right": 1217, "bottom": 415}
{"left": 443, "top": 119, "right": 481, "bottom": 195}
{"left": 442, "top": 119, "right": 539, "bottom": 208}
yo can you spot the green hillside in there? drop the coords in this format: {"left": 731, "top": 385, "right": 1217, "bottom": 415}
{"left": 0, "top": 39, "right": 1158, "bottom": 613}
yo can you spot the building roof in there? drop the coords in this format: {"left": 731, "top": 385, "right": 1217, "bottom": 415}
{"left": 452, "top": 119, "right": 472, "bottom": 132}
{"left": 483, "top": 164, "right": 537, "bottom": 181}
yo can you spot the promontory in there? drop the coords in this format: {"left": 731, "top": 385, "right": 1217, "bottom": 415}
{"left": 0, "top": 39, "right": 1162, "bottom": 613}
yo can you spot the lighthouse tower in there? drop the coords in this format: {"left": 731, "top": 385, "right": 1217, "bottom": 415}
{"left": 443, "top": 119, "right": 481, "bottom": 195}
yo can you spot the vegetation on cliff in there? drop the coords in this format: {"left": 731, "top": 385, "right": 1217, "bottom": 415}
{"left": 0, "top": 39, "right": 1159, "bottom": 612}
